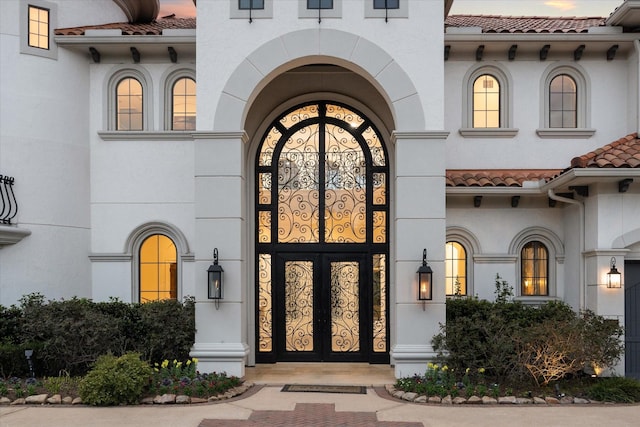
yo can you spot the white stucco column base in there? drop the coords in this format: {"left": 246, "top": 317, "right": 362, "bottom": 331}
{"left": 390, "top": 344, "right": 438, "bottom": 378}
{"left": 190, "top": 342, "right": 250, "bottom": 378}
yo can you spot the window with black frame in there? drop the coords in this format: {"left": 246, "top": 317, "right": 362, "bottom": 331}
{"left": 239, "top": 0, "right": 264, "bottom": 9}
{"left": 374, "top": 0, "right": 399, "bottom": 9}
{"left": 308, "top": 0, "right": 333, "bottom": 9}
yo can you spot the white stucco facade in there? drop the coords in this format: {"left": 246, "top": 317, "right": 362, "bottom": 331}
{"left": 1, "top": 0, "right": 640, "bottom": 379}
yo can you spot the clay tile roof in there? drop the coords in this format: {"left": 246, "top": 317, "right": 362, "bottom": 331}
{"left": 570, "top": 133, "right": 640, "bottom": 168}
{"left": 55, "top": 17, "right": 196, "bottom": 36}
{"left": 446, "top": 170, "right": 561, "bottom": 187}
{"left": 445, "top": 15, "right": 605, "bottom": 33}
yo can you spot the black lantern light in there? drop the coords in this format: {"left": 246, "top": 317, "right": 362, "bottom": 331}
{"left": 207, "top": 248, "right": 224, "bottom": 306}
{"left": 607, "top": 257, "right": 621, "bottom": 288}
{"left": 417, "top": 249, "right": 433, "bottom": 302}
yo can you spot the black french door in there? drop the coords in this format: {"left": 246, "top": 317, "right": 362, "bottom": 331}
{"left": 274, "top": 252, "right": 368, "bottom": 362}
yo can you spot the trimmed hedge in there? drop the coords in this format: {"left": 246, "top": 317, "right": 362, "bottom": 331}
{"left": 0, "top": 294, "right": 195, "bottom": 377}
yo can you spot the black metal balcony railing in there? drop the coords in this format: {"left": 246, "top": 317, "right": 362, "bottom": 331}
{"left": 0, "top": 175, "right": 18, "bottom": 224}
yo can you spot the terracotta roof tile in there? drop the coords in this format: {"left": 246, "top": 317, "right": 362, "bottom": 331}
{"left": 570, "top": 133, "right": 640, "bottom": 168}
{"left": 445, "top": 15, "right": 605, "bottom": 33}
{"left": 55, "top": 14, "right": 607, "bottom": 36}
{"left": 446, "top": 170, "right": 560, "bottom": 187}
{"left": 55, "top": 17, "right": 196, "bottom": 36}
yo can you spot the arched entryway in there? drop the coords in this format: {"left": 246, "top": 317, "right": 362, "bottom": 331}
{"left": 255, "top": 101, "right": 389, "bottom": 363}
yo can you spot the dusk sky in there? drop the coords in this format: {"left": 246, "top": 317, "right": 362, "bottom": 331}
{"left": 158, "top": 1, "right": 625, "bottom": 19}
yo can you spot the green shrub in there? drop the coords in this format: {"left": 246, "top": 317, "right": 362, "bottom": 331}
{"left": 587, "top": 377, "right": 640, "bottom": 403}
{"left": 0, "top": 304, "right": 22, "bottom": 344}
{"left": 20, "top": 295, "right": 124, "bottom": 375}
{"left": 432, "top": 295, "right": 524, "bottom": 383}
{"left": 79, "top": 353, "right": 153, "bottom": 406}
{"left": 432, "top": 275, "right": 624, "bottom": 386}
{"left": 12, "top": 293, "right": 196, "bottom": 376}
{"left": 134, "top": 297, "right": 195, "bottom": 364}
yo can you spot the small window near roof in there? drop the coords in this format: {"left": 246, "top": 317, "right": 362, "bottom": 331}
{"left": 374, "top": 0, "right": 399, "bottom": 8}
{"left": 172, "top": 77, "right": 196, "bottom": 131}
{"left": 521, "top": 241, "right": 548, "bottom": 296}
{"left": 473, "top": 74, "right": 500, "bottom": 128}
{"left": 239, "top": 0, "right": 264, "bottom": 9}
{"left": 116, "top": 78, "right": 143, "bottom": 131}
{"left": 308, "top": 0, "right": 333, "bottom": 9}
{"left": 28, "top": 5, "right": 49, "bottom": 50}
{"left": 549, "top": 74, "right": 577, "bottom": 128}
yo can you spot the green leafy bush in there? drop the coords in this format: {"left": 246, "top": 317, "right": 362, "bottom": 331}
{"left": 79, "top": 353, "right": 153, "bottom": 406}
{"left": 587, "top": 377, "right": 640, "bottom": 403}
{"left": 20, "top": 294, "right": 124, "bottom": 375}
{"left": 136, "top": 297, "right": 195, "bottom": 364}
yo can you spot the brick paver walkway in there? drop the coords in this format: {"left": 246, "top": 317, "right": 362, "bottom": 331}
{"left": 199, "top": 403, "right": 422, "bottom": 426}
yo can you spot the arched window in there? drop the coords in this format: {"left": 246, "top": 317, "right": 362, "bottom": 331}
{"left": 538, "top": 64, "right": 592, "bottom": 137}
{"left": 171, "top": 77, "right": 196, "bottom": 130}
{"left": 473, "top": 74, "right": 500, "bottom": 128}
{"left": 445, "top": 241, "right": 467, "bottom": 296}
{"left": 116, "top": 77, "right": 143, "bottom": 131}
{"left": 461, "top": 65, "right": 516, "bottom": 137}
{"left": 521, "top": 241, "right": 548, "bottom": 296}
{"left": 139, "top": 234, "right": 177, "bottom": 302}
{"left": 549, "top": 74, "right": 577, "bottom": 128}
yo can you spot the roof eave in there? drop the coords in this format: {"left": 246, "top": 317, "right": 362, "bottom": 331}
{"left": 54, "top": 34, "right": 196, "bottom": 46}
{"left": 446, "top": 186, "right": 545, "bottom": 196}
{"left": 444, "top": 32, "right": 637, "bottom": 43}
{"left": 605, "top": 0, "right": 640, "bottom": 27}
{"left": 542, "top": 168, "right": 640, "bottom": 191}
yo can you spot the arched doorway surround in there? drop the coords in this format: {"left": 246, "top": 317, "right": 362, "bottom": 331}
{"left": 255, "top": 101, "right": 389, "bottom": 363}
{"left": 191, "top": 29, "right": 439, "bottom": 378}
{"left": 212, "top": 29, "right": 425, "bottom": 131}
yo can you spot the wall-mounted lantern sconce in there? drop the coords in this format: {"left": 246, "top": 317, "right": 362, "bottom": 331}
{"left": 417, "top": 249, "right": 433, "bottom": 308}
{"left": 207, "top": 248, "right": 224, "bottom": 308}
{"left": 607, "top": 257, "right": 621, "bottom": 288}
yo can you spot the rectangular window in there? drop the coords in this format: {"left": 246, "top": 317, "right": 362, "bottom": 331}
{"left": 239, "top": 0, "right": 264, "bottom": 9}
{"left": 374, "top": 0, "right": 399, "bottom": 9}
{"left": 308, "top": 0, "right": 333, "bottom": 9}
{"left": 28, "top": 5, "right": 49, "bottom": 50}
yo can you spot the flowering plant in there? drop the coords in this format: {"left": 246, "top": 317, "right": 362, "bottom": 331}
{"left": 150, "top": 358, "right": 240, "bottom": 398}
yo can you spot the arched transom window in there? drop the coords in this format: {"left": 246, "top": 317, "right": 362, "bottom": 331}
{"left": 256, "top": 102, "right": 387, "bottom": 245}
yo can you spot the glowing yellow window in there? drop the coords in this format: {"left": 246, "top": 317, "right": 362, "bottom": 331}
{"left": 521, "top": 241, "right": 548, "bottom": 296}
{"left": 140, "top": 234, "right": 177, "bottom": 303}
{"left": 445, "top": 241, "right": 467, "bottom": 296}
{"left": 473, "top": 74, "right": 500, "bottom": 128}
{"left": 28, "top": 5, "right": 49, "bottom": 50}
{"left": 172, "top": 77, "right": 196, "bottom": 130}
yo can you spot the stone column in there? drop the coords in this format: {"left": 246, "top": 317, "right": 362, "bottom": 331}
{"left": 190, "top": 131, "right": 249, "bottom": 378}
{"left": 390, "top": 131, "right": 448, "bottom": 378}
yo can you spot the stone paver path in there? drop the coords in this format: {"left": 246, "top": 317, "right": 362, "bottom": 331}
{"left": 199, "top": 403, "right": 422, "bottom": 427}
